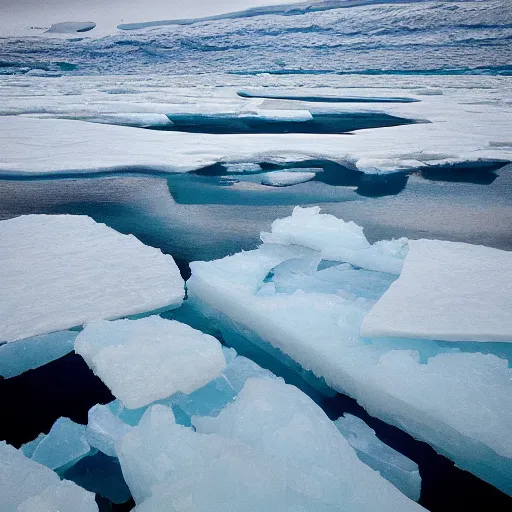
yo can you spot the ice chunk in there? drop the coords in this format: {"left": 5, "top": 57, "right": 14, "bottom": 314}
{"left": 21, "top": 433, "right": 46, "bottom": 458}
{"left": 118, "top": 390, "right": 423, "bottom": 511}
{"left": 86, "top": 403, "right": 133, "bottom": 457}
{"left": 261, "top": 206, "right": 408, "bottom": 274}
{"left": 335, "top": 414, "right": 421, "bottom": 501}
{"left": 17, "top": 481, "right": 97, "bottom": 512}
{"left": 0, "top": 215, "right": 183, "bottom": 343}
{"left": 361, "top": 239, "right": 512, "bottom": 342}
{"left": 31, "top": 417, "right": 91, "bottom": 472}
{"left": 187, "top": 208, "right": 512, "bottom": 495}
{"left": 0, "top": 331, "right": 77, "bottom": 378}
{"left": 0, "top": 441, "right": 97, "bottom": 512}
{"left": 261, "top": 170, "right": 317, "bottom": 186}
{"left": 46, "top": 22, "right": 96, "bottom": 34}
{"left": 82, "top": 113, "right": 174, "bottom": 129}
{"left": 75, "top": 316, "right": 226, "bottom": 409}
{"left": 222, "top": 162, "right": 262, "bottom": 173}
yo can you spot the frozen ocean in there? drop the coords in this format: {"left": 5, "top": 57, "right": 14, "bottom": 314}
{"left": 0, "top": 1, "right": 511, "bottom": 511}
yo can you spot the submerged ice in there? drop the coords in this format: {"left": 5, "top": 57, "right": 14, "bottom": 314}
{"left": 187, "top": 206, "right": 512, "bottom": 495}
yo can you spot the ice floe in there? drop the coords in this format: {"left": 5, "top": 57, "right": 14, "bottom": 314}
{"left": 117, "top": 379, "right": 424, "bottom": 510}
{"left": 75, "top": 317, "right": 226, "bottom": 409}
{"left": 261, "top": 170, "right": 317, "bottom": 186}
{"left": 0, "top": 441, "right": 97, "bottom": 511}
{"left": 361, "top": 239, "right": 512, "bottom": 343}
{"left": 187, "top": 206, "right": 512, "bottom": 495}
{"left": 0, "top": 215, "right": 183, "bottom": 343}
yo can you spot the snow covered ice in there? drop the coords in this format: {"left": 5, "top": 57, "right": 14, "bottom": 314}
{"left": 335, "top": 414, "right": 421, "bottom": 501}
{"left": 75, "top": 316, "right": 226, "bottom": 409}
{"left": 0, "top": 441, "right": 97, "bottom": 512}
{"left": 188, "top": 206, "right": 512, "bottom": 495}
{"left": 0, "top": 215, "right": 183, "bottom": 343}
{"left": 116, "top": 379, "right": 424, "bottom": 511}
{"left": 361, "top": 239, "right": 512, "bottom": 342}
{"left": 261, "top": 170, "right": 317, "bottom": 186}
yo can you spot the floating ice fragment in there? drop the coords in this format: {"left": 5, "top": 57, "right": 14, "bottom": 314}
{"left": 335, "top": 414, "right": 421, "bottom": 501}
{"left": 75, "top": 316, "right": 226, "bottom": 409}
{"left": 31, "top": 417, "right": 91, "bottom": 472}
{"left": 0, "top": 215, "right": 184, "bottom": 343}
{"left": 261, "top": 170, "right": 317, "bottom": 186}
{"left": 361, "top": 239, "right": 512, "bottom": 342}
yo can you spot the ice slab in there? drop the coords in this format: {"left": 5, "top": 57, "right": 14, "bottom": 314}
{"left": 31, "top": 417, "right": 91, "bottom": 472}
{"left": 0, "top": 215, "right": 183, "bottom": 342}
{"left": 261, "top": 206, "right": 408, "bottom": 274}
{"left": 21, "top": 433, "right": 46, "bottom": 458}
{"left": 86, "top": 403, "right": 133, "bottom": 457}
{"left": 361, "top": 239, "right": 512, "bottom": 343}
{"left": 117, "top": 383, "right": 423, "bottom": 510}
{"left": 261, "top": 170, "right": 317, "bottom": 186}
{"left": 46, "top": 22, "right": 96, "bottom": 34}
{"left": 0, "top": 441, "right": 97, "bottom": 512}
{"left": 0, "top": 331, "right": 77, "bottom": 378}
{"left": 187, "top": 207, "right": 512, "bottom": 495}
{"left": 75, "top": 316, "right": 226, "bottom": 409}
{"left": 335, "top": 414, "right": 421, "bottom": 502}
{"left": 78, "top": 113, "right": 174, "bottom": 128}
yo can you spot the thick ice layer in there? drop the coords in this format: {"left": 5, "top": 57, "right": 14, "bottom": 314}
{"left": 335, "top": 414, "right": 421, "bottom": 501}
{"left": 261, "top": 170, "right": 317, "bottom": 187}
{"left": 117, "top": 381, "right": 423, "bottom": 511}
{"left": 361, "top": 239, "right": 512, "bottom": 342}
{"left": 0, "top": 330, "right": 77, "bottom": 378}
{"left": 80, "top": 113, "right": 174, "bottom": 128}
{"left": 187, "top": 207, "right": 512, "bottom": 495}
{"left": 31, "top": 417, "right": 91, "bottom": 472}
{"left": 0, "top": 215, "right": 183, "bottom": 342}
{"left": 0, "top": 442, "right": 97, "bottom": 512}
{"left": 75, "top": 317, "right": 226, "bottom": 409}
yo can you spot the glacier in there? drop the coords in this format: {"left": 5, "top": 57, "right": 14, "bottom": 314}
{"left": 75, "top": 316, "right": 226, "bottom": 409}
{"left": 0, "top": 215, "right": 184, "bottom": 343}
{"left": 0, "top": 441, "right": 97, "bottom": 512}
{"left": 187, "top": 206, "right": 512, "bottom": 495}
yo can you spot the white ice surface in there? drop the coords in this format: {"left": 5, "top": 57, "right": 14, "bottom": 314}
{"left": 75, "top": 317, "right": 226, "bottom": 409}
{"left": 0, "top": 441, "right": 97, "bottom": 512}
{"left": 117, "top": 381, "right": 423, "bottom": 511}
{"left": 335, "top": 414, "right": 421, "bottom": 501}
{"left": 361, "top": 239, "right": 512, "bottom": 343}
{"left": 0, "top": 74, "right": 510, "bottom": 175}
{"left": 261, "top": 170, "right": 317, "bottom": 186}
{"left": 187, "top": 207, "right": 512, "bottom": 495}
{"left": 0, "top": 215, "right": 183, "bottom": 343}
{"left": 0, "top": 330, "right": 77, "bottom": 378}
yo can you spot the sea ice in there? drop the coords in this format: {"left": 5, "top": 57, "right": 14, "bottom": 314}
{"left": 75, "top": 316, "right": 226, "bottom": 409}
{"left": 187, "top": 207, "right": 512, "bottom": 495}
{"left": 0, "top": 330, "right": 77, "bottom": 378}
{"left": 335, "top": 414, "right": 421, "bottom": 501}
{"left": 46, "top": 22, "right": 96, "bottom": 34}
{"left": 0, "top": 441, "right": 97, "bottom": 512}
{"left": 117, "top": 381, "right": 423, "bottom": 510}
{"left": 261, "top": 170, "right": 317, "bottom": 186}
{"left": 0, "top": 215, "right": 183, "bottom": 343}
{"left": 361, "top": 239, "right": 512, "bottom": 342}
{"left": 31, "top": 417, "right": 91, "bottom": 472}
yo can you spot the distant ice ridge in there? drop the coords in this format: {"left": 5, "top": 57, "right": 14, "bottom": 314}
{"left": 361, "top": 239, "right": 512, "bottom": 342}
{"left": 0, "top": 215, "right": 184, "bottom": 343}
{"left": 0, "top": 441, "right": 97, "bottom": 512}
{"left": 75, "top": 317, "right": 226, "bottom": 409}
{"left": 335, "top": 414, "right": 421, "bottom": 501}
{"left": 116, "top": 379, "right": 424, "bottom": 510}
{"left": 187, "top": 206, "right": 512, "bottom": 495}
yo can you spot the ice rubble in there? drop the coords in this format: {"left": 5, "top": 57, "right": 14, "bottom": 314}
{"left": 0, "top": 442, "right": 97, "bottom": 512}
{"left": 117, "top": 379, "right": 424, "bottom": 511}
{"left": 361, "top": 239, "right": 512, "bottom": 342}
{"left": 261, "top": 170, "right": 317, "bottom": 186}
{"left": 0, "top": 330, "right": 77, "bottom": 378}
{"left": 335, "top": 414, "right": 421, "bottom": 502}
{"left": 0, "top": 215, "right": 183, "bottom": 343}
{"left": 75, "top": 317, "right": 226, "bottom": 409}
{"left": 187, "top": 206, "right": 512, "bottom": 495}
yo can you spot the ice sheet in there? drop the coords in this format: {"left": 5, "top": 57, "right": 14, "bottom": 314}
{"left": 0, "top": 215, "right": 183, "bottom": 342}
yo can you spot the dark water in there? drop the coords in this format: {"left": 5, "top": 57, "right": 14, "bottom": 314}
{"left": 1, "top": 164, "right": 511, "bottom": 510}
